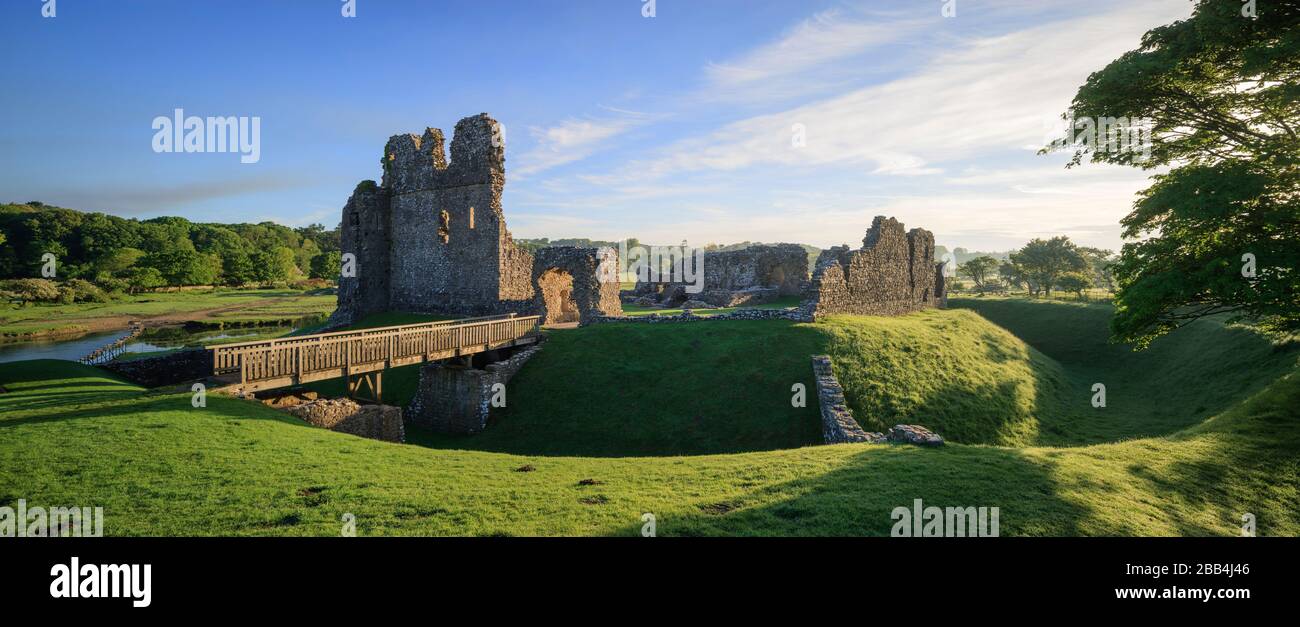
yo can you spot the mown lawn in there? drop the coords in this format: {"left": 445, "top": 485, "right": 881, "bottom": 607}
{"left": 1, "top": 299, "right": 1296, "bottom": 536}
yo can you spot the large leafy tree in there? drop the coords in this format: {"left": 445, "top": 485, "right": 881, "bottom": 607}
{"left": 958, "top": 255, "right": 999, "bottom": 290}
{"left": 1076, "top": 247, "right": 1117, "bottom": 291}
{"left": 251, "top": 246, "right": 299, "bottom": 284}
{"left": 309, "top": 250, "right": 342, "bottom": 281}
{"left": 1009, "top": 237, "right": 1087, "bottom": 298}
{"left": 1047, "top": 0, "right": 1299, "bottom": 347}
{"left": 999, "top": 260, "right": 1027, "bottom": 292}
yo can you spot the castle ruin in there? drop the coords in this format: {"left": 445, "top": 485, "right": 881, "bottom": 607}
{"left": 632, "top": 243, "right": 810, "bottom": 308}
{"left": 329, "top": 114, "right": 622, "bottom": 327}
{"left": 803, "top": 216, "right": 946, "bottom": 318}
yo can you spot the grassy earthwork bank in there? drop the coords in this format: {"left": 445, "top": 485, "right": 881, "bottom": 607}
{"left": 1, "top": 297, "right": 1296, "bottom": 536}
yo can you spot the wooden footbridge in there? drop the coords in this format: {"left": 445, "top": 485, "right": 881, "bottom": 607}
{"left": 208, "top": 313, "right": 542, "bottom": 401}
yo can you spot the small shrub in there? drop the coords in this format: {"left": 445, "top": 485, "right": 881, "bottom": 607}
{"left": 290, "top": 278, "right": 331, "bottom": 291}
{"left": 65, "top": 278, "right": 111, "bottom": 303}
{"left": 0, "top": 278, "right": 60, "bottom": 305}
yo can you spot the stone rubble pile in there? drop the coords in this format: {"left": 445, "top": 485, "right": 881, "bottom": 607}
{"left": 283, "top": 398, "right": 405, "bottom": 443}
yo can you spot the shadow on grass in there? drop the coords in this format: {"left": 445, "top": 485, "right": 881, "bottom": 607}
{"left": 0, "top": 392, "right": 316, "bottom": 432}
{"left": 1116, "top": 374, "right": 1300, "bottom": 536}
{"left": 952, "top": 298, "right": 1299, "bottom": 446}
{"left": 600, "top": 444, "right": 1094, "bottom": 536}
{"left": 595, "top": 370, "right": 1299, "bottom": 537}
{"left": 408, "top": 319, "right": 827, "bottom": 457}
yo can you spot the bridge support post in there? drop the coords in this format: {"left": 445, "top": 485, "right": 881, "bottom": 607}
{"left": 347, "top": 370, "right": 383, "bottom": 404}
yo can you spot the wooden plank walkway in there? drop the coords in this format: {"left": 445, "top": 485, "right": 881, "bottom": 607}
{"left": 207, "top": 313, "right": 542, "bottom": 393}
{"left": 79, "top": 321, "right": 145, "bottom": 365}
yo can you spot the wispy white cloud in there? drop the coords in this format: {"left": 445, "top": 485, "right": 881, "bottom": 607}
{"left": 513, "top": 111, "right": 652, "bottom": 177}
{"left": 702, "top": 8, "right": 923, "bottom": 103}
{"left": 595, "top": 0, "right": 1189, "bottom": 185}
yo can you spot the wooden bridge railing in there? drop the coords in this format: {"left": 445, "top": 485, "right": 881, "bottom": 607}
{"left": 207, "top": 313, "right": 542, "bottom": 388}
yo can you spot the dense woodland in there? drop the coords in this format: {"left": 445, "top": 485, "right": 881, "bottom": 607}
{"left": 0, "top": 202, "right": 341, "bottom": 302}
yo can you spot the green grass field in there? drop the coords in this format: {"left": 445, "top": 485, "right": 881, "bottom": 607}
{"left": 621, "top": 295, "right": 802, "bottom": 317}
{"left": 0, "top": 289, "right": 337, "bottom": 338}
{"left": 1, "top": 298, "right": 1296, "bottom": 536}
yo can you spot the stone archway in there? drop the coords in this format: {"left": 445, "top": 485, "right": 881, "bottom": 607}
{"left": 537, "top": 268, "right": 580, "bottom": 325}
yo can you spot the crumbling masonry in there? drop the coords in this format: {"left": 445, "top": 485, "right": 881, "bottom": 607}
{"left": 803, "top": 216, "right": 946, "bottom": 319}
{"left": 329, "top": 113, "right": 622, "bottom": 327}
{"left": 632, "top": 243, "right": 809, "bottom": 308}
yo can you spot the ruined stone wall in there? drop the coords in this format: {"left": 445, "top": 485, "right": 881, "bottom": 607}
{"left": 381, "top": 115, "right": 533, "bottom": 316}
{"left": 532, "top": 246, "right": 622, "bottom": 325}
{"left": 812, "top": 356, "right": 877, "bottom": 444}
{"left": 407, "top": 342, "right": 544, "bottom": 434}
{"left": 812, "top": 355, "right": 945, "bottom": 447}
{"left": 329, "top": 181, "right": 392, "bottom": 327}
{"left": 638, "top": 244, "right": 809, "bottom": 307}
{"left": 100, "top": 348, "right": 212, "bottom": 387}
{"left": 803, "top": 216, "right": 944, "bottom": 319}
{"left": 699, "top": 244, "right": 808, "bottom": 296}
{"left": 331, "top": 113, "right": 618, "bottom": 326}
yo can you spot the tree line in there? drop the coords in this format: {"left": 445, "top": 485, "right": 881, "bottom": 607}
{"left": 0, "top": 202, "right": 341, "bottom": 301}
{"left": 957, "top": 237, "right": 1116, "bottom": 298}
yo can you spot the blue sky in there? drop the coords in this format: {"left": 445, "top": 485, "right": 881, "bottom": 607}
{"left": 0, "top": 0, "right": 1194, "bottom": 251}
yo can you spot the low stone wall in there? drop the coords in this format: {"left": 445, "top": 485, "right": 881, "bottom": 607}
{"left": 101, "top": 348, "right": 212, "bottom": 387}
{"left": 590, "top": 306, "right": 813, "bottom": 324}
{"left": 283, "top": 398, "right": 405, "bottom": 443}
{"left": 406, "top": 341, "right": 545, "bottom": 434}
{"left": 812, "top": 356, "right": 881, "bottom": 444}
{"left": 811, "top": 355, "right": 945, "bottom": 447}
{"left": 701, "top": 286, "right": 781, "bottom": 307}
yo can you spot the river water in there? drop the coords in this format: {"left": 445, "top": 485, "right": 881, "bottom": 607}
{"left": 0, "top": 325, "right": 300, "bottom": 364}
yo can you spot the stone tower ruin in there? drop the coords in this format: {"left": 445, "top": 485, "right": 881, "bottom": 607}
{"left": 330, "top": 113, "right": 621, "bottom": 327}
{"left": 803, "top": 216, "right": 946, "bottom": 318}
